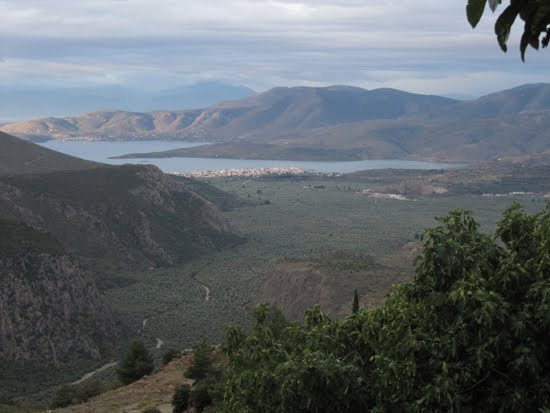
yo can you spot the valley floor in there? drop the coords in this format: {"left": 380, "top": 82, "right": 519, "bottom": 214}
{"left": 104, "top": 175, "right": 544, "bottom": 353}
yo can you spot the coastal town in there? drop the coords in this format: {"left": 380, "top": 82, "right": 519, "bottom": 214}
{"left": 174, "top": 166, "right": 325, "bottom": 178}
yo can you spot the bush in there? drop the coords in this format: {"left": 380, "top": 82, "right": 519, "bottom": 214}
{"left": 117, "top": 340, "right": 155, "bottom": 385}
{"left": 49, "top": 379, "right": 104, "bottom": 409}
{"left": 189, "top": 382, "right": 212, "bottom": 413}
{"left": 162, "top": 348, "right": 180, "bottom": 366}
{"left": 171, "top": 384, "right": 191, "bottom": 413}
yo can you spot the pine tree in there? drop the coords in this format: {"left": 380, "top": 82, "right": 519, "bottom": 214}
{"left": 117, "top": 340, "right": 154, "bottom": 385}
{"left": 352, "top": 289, "right": 359, "bottom": 314}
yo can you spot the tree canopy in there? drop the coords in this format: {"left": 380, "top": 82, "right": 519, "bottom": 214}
{"left": 220, "top": 204, "right": 550, "bottom": 412}
{"left": 467, "top": 0, "right": 550, "bottom": 60}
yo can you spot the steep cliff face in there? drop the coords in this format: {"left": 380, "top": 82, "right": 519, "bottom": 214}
{"left": 0, "top": 164, "right": 241, "bottom": 268}
{"left": 0, "top": 221, "right": 117, "bottom": 367}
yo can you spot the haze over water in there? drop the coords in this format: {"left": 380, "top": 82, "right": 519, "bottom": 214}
{"left": 40, "top": 140, "right": 464, "bottom": 174}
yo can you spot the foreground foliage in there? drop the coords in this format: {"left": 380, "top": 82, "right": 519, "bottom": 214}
{"left": 221, "top": 204, "right": 550, "bottom": 412}
{"left": 466, "top": 0, "right": 550, "bottom": 60}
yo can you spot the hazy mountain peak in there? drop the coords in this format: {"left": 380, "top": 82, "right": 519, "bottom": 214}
{"left": 0, "top": 81, "right": 256, "bottom": 121}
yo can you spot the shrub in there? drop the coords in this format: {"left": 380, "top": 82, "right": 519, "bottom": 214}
{"left": 49, "top": 379, "right": 104, "bottom": 409}
{"left": 171, "top": 384, "right": 191, "bottom": 413}
{"left": 162, "top": 348, "right": 180, "bottom": 366}
{"left": 189, "top": 382, "right": 212, "bottom": 413}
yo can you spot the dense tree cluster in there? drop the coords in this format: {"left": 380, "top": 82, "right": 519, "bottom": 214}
{"left": 220, "top": 204, "right": 550, "bottom": 412}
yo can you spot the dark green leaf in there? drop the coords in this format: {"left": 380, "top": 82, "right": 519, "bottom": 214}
{"left": 520, "top": 31, "right": 530, "bottom": 61}
{"left": 495, "top": 5, "right": 519, "bottom": 51}
{"left": 467, "top": 0, "right": 488, "bottom": 28}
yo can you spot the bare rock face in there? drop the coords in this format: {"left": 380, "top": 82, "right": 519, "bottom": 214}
{"left": 0, "top": 221, "right": 117, "bottom": 367}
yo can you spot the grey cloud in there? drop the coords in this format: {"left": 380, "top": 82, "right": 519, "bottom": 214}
{"left": 0, "top": 0, "right": 547, "bottom": 96}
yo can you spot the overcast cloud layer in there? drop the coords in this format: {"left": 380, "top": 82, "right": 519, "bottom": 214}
{"left": 0, "top": 0, "right": 547, "bottom": 97}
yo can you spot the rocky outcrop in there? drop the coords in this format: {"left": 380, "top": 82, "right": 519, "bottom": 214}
{"left": 0, "top": 221, "right": 117, "bottom": 367}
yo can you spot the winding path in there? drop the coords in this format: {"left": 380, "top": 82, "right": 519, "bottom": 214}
{"left": 71, "top": 361, "right": 118, "bottom": 385}
{"left": 202, "top": 285, "right": 210, "bottom": 302}
{"left": 156, "top": 338, "right": 165, "bottom": 349}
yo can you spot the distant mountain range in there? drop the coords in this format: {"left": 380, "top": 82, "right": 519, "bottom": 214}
{"left": 3, "top": 83, "right": 550, "bottom": 162}
{"left": 0, "top": 80, "right": 256, "bottom": 121}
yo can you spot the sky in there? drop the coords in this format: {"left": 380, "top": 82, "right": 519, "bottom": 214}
{"left": 0, "top": 0, "right": 547, "bottom": 98}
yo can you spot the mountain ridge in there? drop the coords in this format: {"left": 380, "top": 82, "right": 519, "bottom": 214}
{"left": 1, "top": 85, "right": 459, "bottom": 141}
{"left": 3, "top": 83, "right": 550, "bottom": 162}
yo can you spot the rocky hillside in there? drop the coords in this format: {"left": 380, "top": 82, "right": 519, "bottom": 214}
{"left": 0, "top": 220, "right": 117, "bottom": 395}
{"left": 0, "top": 164, "right": 241, "bottom": 269}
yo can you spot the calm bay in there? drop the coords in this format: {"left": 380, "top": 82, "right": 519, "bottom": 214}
{"left": 39, "top": 140, "right": 464, "bottom": 173}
